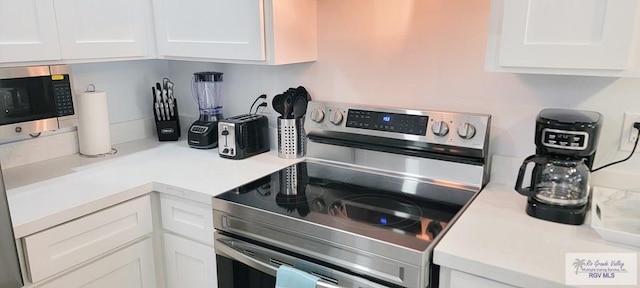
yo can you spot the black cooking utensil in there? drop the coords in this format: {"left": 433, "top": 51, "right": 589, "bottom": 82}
{"left": 272, "top": 93, "right": 285, "bottom": 116}
{"left": 296, "top": 86, "right": 311, "bottom": 101}
{"left": 292, "top": 92, "right": 308, "bottom": 119}
{"left": 283, "top": 91, "right": 295, "bottom": 119}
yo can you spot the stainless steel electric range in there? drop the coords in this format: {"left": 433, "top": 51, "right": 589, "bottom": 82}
{"left": 213, "top": 101, "right": 491, "bottom": 288}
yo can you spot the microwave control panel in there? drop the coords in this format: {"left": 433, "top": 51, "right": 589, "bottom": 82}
{"left": 52, "top": 75, "right": 74, "bottom": 116}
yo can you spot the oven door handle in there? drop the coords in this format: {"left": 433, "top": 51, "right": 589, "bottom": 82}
{"left": 216, "top": 239, "right": 341, "bottom": 288}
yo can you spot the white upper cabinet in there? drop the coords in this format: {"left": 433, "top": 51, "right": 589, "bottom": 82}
{"left": 0, "top": 0, "right": 153, "bottom": 65}
{"left": 0, "top": 0, "right": 62, "bottom": 63}
{"left": 486, "top": 0, "right": 640, "bottom": 77}
{"left": 153, "top": 0, "right": 317, "bottom": 65}
{"left": 53, "top": 0, "right": 153, "bottom": 60}
{"left": 154, "top": 0, "right": 265, "bottom": 61}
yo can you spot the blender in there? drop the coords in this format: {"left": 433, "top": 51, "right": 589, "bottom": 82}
{"left": 188, "top": 72, "right": 224, "bottom": 149}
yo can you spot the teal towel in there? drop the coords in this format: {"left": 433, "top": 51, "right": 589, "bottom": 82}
{"left": 275, "top": 265, "right": 320, "bottom": 288}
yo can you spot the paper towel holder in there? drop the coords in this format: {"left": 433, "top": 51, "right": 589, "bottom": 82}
{"left": 79, "top": 148, "right": 117, "bottom": 158}
{"left": 78, "top": 84, "right": 118, "bottom": 158}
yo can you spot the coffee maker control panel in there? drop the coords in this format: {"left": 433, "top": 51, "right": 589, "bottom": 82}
{"left": 542, "top": 129, "right": 589, "bottom": 151}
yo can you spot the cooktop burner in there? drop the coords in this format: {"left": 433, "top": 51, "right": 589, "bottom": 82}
{"left": 328, "top": 193, "right": 424, "bottom": 233}
{"left": 218, "top": 161, "right": 463, "bottom": 246}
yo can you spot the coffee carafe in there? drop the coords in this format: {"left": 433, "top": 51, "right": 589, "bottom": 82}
{"left": 188, "top": 72, "right": 224, "bottom": 149}
{"left": 515, "top": 108, "right": 602, "bottom": 225}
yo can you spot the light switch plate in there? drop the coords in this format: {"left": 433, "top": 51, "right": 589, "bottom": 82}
{"left": 619, "top": 112, "right": 640, "bottom": 151}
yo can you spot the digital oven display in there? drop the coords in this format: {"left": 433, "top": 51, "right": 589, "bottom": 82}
{"left": 346, "top": 109, "right": 428, "bottom": 135}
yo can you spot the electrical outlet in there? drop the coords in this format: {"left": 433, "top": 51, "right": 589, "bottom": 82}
{"left": 619, "top": 112, "right": 640, "bottom": 151}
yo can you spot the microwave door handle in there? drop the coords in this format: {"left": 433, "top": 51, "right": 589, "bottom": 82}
{"left": 215, "top": 239, "right": 342, "bottom": 288}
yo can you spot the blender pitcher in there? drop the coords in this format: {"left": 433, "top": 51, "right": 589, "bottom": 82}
{"left": 192, "top": 72, "right": 223, "bottom": 122}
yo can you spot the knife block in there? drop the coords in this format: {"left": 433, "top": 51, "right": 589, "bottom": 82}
{"left": 153, "top": 99, "right": 181, "bottom": 141}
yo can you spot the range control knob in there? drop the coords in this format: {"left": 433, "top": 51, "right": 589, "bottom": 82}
{"left": 309, "top": 108, "right": 325, "bottom": 123}
{"left": 431, "top": 120, "right": 449, "bottom": 137}
{"left": 328, "top": 110, "right": 344, "bottom": 125}
{"left": 457, "top": 123, "right": 477, "bottom": 139}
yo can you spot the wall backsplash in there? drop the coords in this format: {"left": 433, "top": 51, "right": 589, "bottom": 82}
{"left": 171, "top": 0, "right": 640, "bottom": 175}
{"left": 2, "top": 0, "right": 639, "bottom": 177}
{"left": 71, "top": 60, "right": 170, "bottom": 124}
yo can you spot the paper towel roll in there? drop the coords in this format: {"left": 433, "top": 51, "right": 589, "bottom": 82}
{"left": 77, "top": 90, "right": 112, "bottom": 156}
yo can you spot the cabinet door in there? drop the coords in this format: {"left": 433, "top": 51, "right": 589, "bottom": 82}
{"left": 0, "top": 0, "right": 61, "bottom": 63}
{"left": 38, "top": 238, "right": 156, "bottom": 288}
{"left": 153, "top": 0, "right": 265, "bottom": 61}
{"left": 497, "top": 0, "right": 639, "bottom": 70}
{"left": 53, "top": 0, "right": 151, "bottom": 60}
{"left": 163, "top": 233, "right": 217, "bottom": 288}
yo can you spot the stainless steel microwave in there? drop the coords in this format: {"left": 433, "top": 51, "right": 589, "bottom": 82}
{"left": 0, "top": 65, "right": 78, "bottom": 137}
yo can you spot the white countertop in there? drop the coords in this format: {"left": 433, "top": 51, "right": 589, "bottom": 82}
{"left": 7, "top": 142, "right": 639, "bottom": 288}
{"left": 434, "top": 183, "right": 640, "bottom": 288}
{"left": 5, "top": 138, "right": 300, "bottom": 238}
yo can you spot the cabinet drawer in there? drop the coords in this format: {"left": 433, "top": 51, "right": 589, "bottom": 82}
{"left": 24, "top": 195, "right": 153, "bottom": 283}
{"left": 37, "top": 238, "right": 156, "bottom": 288}
{"left": 160, "top": 195, "right": 213, "bottom": 245}
{"left": 449, "top": 269, "right": 517, "bottom": 288}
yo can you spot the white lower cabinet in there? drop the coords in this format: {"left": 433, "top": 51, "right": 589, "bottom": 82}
{"left": 23, "top": 195, "right": 153, "bottom": 283}
{"left": 36, "top": 238, "right": 156, "bottom": 288}
{"left": 18, "top": 193, "right": 219, "bottom": 288}
{"left": 20, "top": 195, "right": 154, "bottom": 288}
{"left": 160, "top": 194, "right": 217, "bottom": 288}
{"left": 439, "top": 267, "right": 519, "bottom": 288}
{"left": 160, "top": 194, "right": 214, "bottom": 245}
{"left": 163, "top": 233, "right": 217, "bottom": 288}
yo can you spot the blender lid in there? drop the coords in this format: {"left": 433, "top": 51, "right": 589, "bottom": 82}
{"left": 194, "top": 71, "right": 223, "bottom": 82}
{"left": 538, "top": 108, "right": 601, "bottom": 125}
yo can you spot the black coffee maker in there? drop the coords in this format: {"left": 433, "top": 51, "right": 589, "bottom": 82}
{"left": 515, "top": 108, "right": 602, "bottom": 225}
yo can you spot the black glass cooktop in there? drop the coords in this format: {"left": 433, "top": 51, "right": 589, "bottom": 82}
{"left": 216, "top": 161, "right": 466, "bottom": 243}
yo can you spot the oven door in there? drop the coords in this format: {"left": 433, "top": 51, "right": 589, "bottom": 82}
{"left": 215, "top": 233, "right": 390, "bottom": 288}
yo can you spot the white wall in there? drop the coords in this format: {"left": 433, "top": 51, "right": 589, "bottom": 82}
{"left": 71, "top": 60, "right": 170, "bottom": 123}
{"left": 169, "top": 0, "right": 640, "bottom": 176}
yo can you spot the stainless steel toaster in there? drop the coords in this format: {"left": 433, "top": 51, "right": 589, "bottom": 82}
{"left": 218, "top": 114, "right": 270, "bottom": 159}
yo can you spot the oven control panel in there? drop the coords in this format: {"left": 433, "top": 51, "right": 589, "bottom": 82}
{"left": 305, "top": 101, "right": 491, "bottom": 152}
{"left": 345, "top": 109, "right": 429, "bottom": 136}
